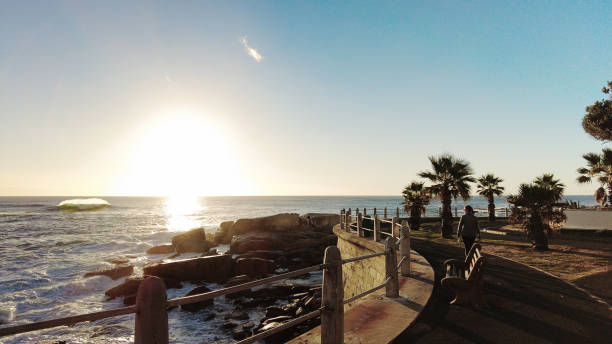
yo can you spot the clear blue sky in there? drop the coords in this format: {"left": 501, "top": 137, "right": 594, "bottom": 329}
{"left": 1, "top": 1, "right": 610, "bottom": 196}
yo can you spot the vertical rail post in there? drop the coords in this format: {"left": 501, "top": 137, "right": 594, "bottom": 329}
{"left": 374, "top": 207, "right": 377, "bottom": 216}
{"left": 392, "top": 216, "right": 399, "bottom": 238}
{"left": 345, "top": 209, "right": 352, "bottom": 232}
{"left": 396, "top": 207, "right": 400, "bottom": 218}
{"left": 385, "top": 237, "right": 399, "bottom": 297}
{"left": 384, "top": 207, "right": 387, "bottom": 218}
{"left": 357, "top": 213, "right": 363, "bottom": 237}
{"left": 455, "top": 207, "right": 458, "bottom": 217}
{"left": 363, "top": 208, "right": 367, "bottom": 216}
{"left": 135, "top": 276, "right": 168, "bottom": 344}
{"left": 423, "top": 207, "right": 427, "bottom": 217}
{"left": 340, "top": 209, "right": 345, "bottom": 230}
{"left": 505, "top": 208, "right": 509, "bottom": 217}
{"left": 321, "top": 246, "right": 343, "bottom": 344}
{"left": 400, "top": 220, "right": 411, "bottom": 276}
{"left": 373, "top": 214, "right": 381, "bottom": 242}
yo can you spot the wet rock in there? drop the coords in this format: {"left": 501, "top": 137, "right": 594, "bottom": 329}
{"left": 295, "top": 307, "right": 305, "bottom": 316}
{"left": 242, "top": 321, "right": 255, "bottom": 330}
{"left": 222, "top": 320, "right": 239, "bottom": 329}
{"left": 105, "top": 277, "right": 143, "bottom": 299}
{"left": 84, "top": 264, "right": 133, "bottom": 280}
{"left": 213, "top": 221, "right": 235, "bottom": 245}
{"left": 258, "top": 321, "right": 282, "bottom": 332}
{"left": 107, "top": 258, "right": 129, "bottom": 265}
{"left": 265, "top": 306, "right": 286, "bottom": 318}
{"left": 201, "top": 248, "right": 218, "bottom": 257}
{"left": 123, "top": 294, "right": 136, "bottom": 306}
{"left": 143, "top": 255, "right": 233, "bottom": 283}
{"left": 204, "top": 313, "right": 216, "bottom": 321}
{"left": 232, "top": 326, "right": 249, "bottom": 340}
{"left": 233, "top": 258, "right": 275, "bottom": 277}
{"left": 171, "top": 227, "right": 216, "bottom": 253}
{"left": 146, "top": 244, "right": 175, "bottom": 255}
{"left": 231, "top": 213, "right": 305, "bottom": 235}
{"left": 230, "top": 310, "right": 249, "bottom": 320}
{"left": 162, "top": 277, "right": 183, "bottom": 289}
{"left": 236, "top": 250, "right": 283, "bottom": 260}
{"left": 181, "top": 286, "right": 213, "bottom": 312}
{"left": 229, "top": 232, "right": 284, "bottom": 254}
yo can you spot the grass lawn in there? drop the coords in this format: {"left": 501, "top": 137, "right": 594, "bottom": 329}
{"left": 410, "top": 219, "right": 612, "bottom": 304}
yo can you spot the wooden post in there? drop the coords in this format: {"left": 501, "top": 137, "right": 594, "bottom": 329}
{"left": 423, "top": 208, "right": 427, "bottom": 217}
{"left": 340, "top": 209, "right": 345, "bottom": 230}
{"left": 135, "top": 276, "right": 168, "bottom": 344}
{"left": 363, "top": 208, "right": 367, "bottom": 216}
{"left": 373, "top": 214, "right": 381, "bottom": 242}
{"left": 438, "top": 207, "right": 441, "bottom": 216}
{"left": 345, "top": 209, "right": 352, "bottom": 232}
{"left": 392, "top": 216, "right": 399, "bottom": 238}
{"left": 384, "top": 207, "right": 387, "bottom": 218}
{"left": 321, "top": 246, "right": 343, "bottom": 344}
{"left": 505, "top": 208, "right": 509, "bottom": 217}
{"left": 396, "top": 207, "right": 400, "bottom": 218}
{"left": 357, "top": 213, "right": 363, "bottom": 237}
{"left": 373, "top": 207, "right": 377, "bottom": 216}
{"left": 400, "top": 220, "right": 411, "bottom": 276}
{"left": 385, "top": 237, "right": 399, "bottom": 298}
{"left": 455, "top": 207, "right": 458, "bottom": 217}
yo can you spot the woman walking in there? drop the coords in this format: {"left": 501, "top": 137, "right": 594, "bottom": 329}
{"left": 457, "top": 205, "right": 481, "bottom": 255}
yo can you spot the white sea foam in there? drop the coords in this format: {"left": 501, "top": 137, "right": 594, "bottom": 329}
{"left": 0, "top": 304, "right": 16, "bottom": 325}
{"left": 57, "top": 198, "right": 110, "bottom": 211}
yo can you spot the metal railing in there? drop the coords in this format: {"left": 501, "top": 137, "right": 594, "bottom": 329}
{"left": 345, "top": 206, "right": 510, "bottom": 218}
{"left": 0, "top": 213, "right": 413, "bottom": 344}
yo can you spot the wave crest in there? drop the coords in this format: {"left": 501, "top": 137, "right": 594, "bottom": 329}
{"left": 57, "top": 198, "right": 110, "bottom": 211}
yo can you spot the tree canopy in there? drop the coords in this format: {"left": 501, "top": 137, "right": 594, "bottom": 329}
{"left": 582, "top": 81, "right": 612, "bottom": 142}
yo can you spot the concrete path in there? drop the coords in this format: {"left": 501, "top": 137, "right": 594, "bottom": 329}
{"left": 394, "top": 238, "right": 612, "bottom": 344}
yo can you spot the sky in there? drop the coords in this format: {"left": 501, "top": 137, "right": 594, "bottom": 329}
{"left": 0, "top": 1, "right": 611, "bottom": 196}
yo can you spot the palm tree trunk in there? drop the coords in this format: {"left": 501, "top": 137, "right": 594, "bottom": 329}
{"left": 409, "top": 206, "right": 421, "bottom": 230}
{"left": 488, "top": 195, "right": 495, "bottom": 221}
{"left": 530, "top": 211, "right": 548, "bottom": 251}
{"left": 440, "top": 191, "right": 453, "bottom": 238}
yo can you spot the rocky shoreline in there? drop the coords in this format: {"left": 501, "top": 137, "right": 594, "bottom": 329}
{"left": 84, "top": 213, "right": 339, "bottom": 342}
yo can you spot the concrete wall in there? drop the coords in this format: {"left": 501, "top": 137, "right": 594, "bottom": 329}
{"left": 334, "top": 227, "right": 387, "bottom": 311}
{"left": 563, "top": 209, "right": 612, "bottom": 230}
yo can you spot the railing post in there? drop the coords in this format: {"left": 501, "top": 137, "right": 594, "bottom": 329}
{"left": 321, "top": 246, "right": 343, "bottom": 344}
{"left": 396, "top": 207, "right": 400, "bottom": 218}
{"left": 345, "top": 209, "right": 351, "bottom": 232}
{"left": 505, "top": 208, "right": 509, "bottom": 217}
{"left": 455, "top": 207, "right": 458, "bottom": 217}
{"left": 357, "top": 212, "right": 363, "bottom": 237}
{"left": 385, "top": 237, "right": 399, "bottom": 298}
{"left": 340, "top": 209, "right": 345, "bottom": 230}
{"left": 384, "top": 207, "right": 387, "bottom": 218}
{"left": 373, "top": 214, "right": 381, "bottom": 242}
{"left": 135, "top": 276, "right": 168, "bottom": 344}
{"left": 400, "top": 220, "right": 411, "bottom": 276}
{"left": 363, "top": 208, "right": 367, "bottom": 216}
{"left": 374, "top": 207, "right": 377, "bottom": 216}
{"left": 392, "top": 216, "right": 399, "bottom": 238}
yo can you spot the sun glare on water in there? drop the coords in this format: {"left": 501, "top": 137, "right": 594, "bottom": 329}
{"left": 117, "top": 108, "right": 249, "bottom": 197}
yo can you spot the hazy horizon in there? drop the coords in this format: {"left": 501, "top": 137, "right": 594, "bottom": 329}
{"left": 1, "top": 1, "right": 610, "bottom": 197}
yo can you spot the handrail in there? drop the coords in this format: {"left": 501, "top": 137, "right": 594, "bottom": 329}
{"left": 396, "top": 256, "right": 407, "bottom": 270}
{"left": 342, "top": 251, "right": 386, "bottom": 264}
{"left": 167, "top": 264, "right": 325, "bottom": 307}
{"left": 343, "top": 277, "right": 391, "bottom": 304}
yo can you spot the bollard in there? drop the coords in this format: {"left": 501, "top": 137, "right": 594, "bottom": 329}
{"left": 385, "top": 237, "right": 399, "bottom": 298}
{"left": 135, "top": 277, "right": 168, "bottom": 344}
{"left": 321, "top": 246, "right": 343, "bottom": 344}
{"left": 357, "top": 213, "right": 363, "bottom": 237}
{"left": 373, "top": 214, "right": 381, "bottom": 242}
{"left": 400, "top": 220, "right": 411, "bottom": 276}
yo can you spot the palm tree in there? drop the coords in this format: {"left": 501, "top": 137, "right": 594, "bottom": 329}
{"left": 402, "top": 181, "right": 431, "bottom": 230}
{"left": 507, "top": 183, "right": 562, "bottom": 251}
{"left": 418, "top": 154, "right": 475, "bottom": 238}
{"left": 577, "top": 148, "right": 612, "bottom": 206}
{"left": 476, "top": 174, "right": 504, "bottom": 221}
{"left": 534, "top": 173, "right": 565, "bottom": 202}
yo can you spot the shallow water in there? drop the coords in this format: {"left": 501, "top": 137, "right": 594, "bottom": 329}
{"left": 0, "top": 195, "right": 595, "bottom": 343}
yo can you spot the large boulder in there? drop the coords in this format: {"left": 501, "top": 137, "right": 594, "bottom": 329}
{"left": 171, "top": 228, "right": 215, "bottom": 253}
{"left": 146, "top": 244, "right": 175, "bottom": 255}
{"left": 213, "top": 221, "right": 234, "bottom": 244}
{"left": 300, "top": 213, "right": 340, "bottom": 230}
{"left": 233, "top": 258, "right": 275, "bottom": 277}
{"left": 231, "top": 213, "right": 305, "bottom": 235}
{"left": 143, "top": 255, "right": 233, "bottom": 283}
{"left": 84, "top": 264, "right": 133, "bottom": 280}
{"left": 229, "top": 232, "right": 284, "bottom": 254}
{"left": 105, "top": 277, "right": 143, "bottom": 299}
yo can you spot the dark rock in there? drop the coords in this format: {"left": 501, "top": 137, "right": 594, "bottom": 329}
{"left": 233, "top": 258, "right": 275, "bottom": 277}
{"left": 232, "top": 326, "right": 249, "bottom": 340}
{"left": 300, "top": 213, "right": 340, "bottom": 230}
{"left": 295, "top": 307, "right": 305, "bottom": 316}
{"left": 230, "top": 310, "right": 249, "bottom": 320}
{"left": 265, "top": 306, "right": 286, "bottom": 318}
{"left": 231, "top": 213, "right": 306, "bottom": 235}
{"left": 84, "top": 264, "right": 133, "bottom": 280}
{"left": 123, "top": 294, "right": 136, "bottom": 306}
{"left": 261, "top": 316, "right": 293, "bottom": 327}
{"left": 143, "top": 255, "right": 233, "bottom": 283}
{"left": 222, "top": 320, "right": 239, "bottom": 329}
{"left": 201, "top": 249, "right": 218, "bottom": 257}
{"left": 204, "top": 313, "right": 216, "bottom": 321}
{"left": 236, "top": 250, "right": 283, "bottom": 260}
{"left": 229, "top": 232, "right": 284, "bottom": 254}
{"left": 172, "top": 227, "right": 216, "bottom": 253}
{"left": 107, "top": 258, "right": 129, "bottom": 265}
{"left": 213, "top": 221, "right": 235, "bottom": 245}
{"left": 181, "top": 286, "right": 213, "bottom": 312}
{"left": 105, "top": 277, "right": 143, "bottom": 298}
{"left": 242, "top": 321, "right": 255, "bottom": 330}
{"left": 162, "top": 277, "right": 183, "bottom": 289}
{"left": 146, "top": 244, "right": 175, "bottom": 255}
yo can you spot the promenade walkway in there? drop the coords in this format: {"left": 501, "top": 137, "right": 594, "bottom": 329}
{"left": 396, "top": 239, "right": 612, "bottom": 344}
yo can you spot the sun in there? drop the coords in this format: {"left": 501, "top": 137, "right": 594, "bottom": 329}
{"left": 117, "top": 108, "right": 249, "bottom": 197}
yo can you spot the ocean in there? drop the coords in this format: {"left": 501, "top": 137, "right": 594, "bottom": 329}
{"left": 0, "top": 195, "right": 596, "bottom": 343}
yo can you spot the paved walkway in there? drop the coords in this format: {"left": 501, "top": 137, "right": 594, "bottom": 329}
{"left": 394, "top": 239, "right": 612, "bottom": 344}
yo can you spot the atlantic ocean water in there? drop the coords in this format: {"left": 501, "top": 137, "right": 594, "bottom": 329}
{"left": 0, "top": 195, "right": 595, "bottom": 343}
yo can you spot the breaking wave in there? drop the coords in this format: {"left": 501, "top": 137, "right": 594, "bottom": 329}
{"left": 57, "top": 198, "right": 110, "bottom": 211}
